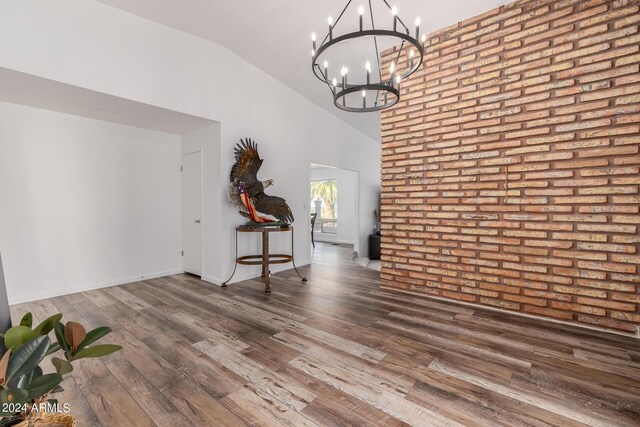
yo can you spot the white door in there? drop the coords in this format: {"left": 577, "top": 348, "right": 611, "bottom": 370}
{"left": 182, "top": 151, "right": 202, "bottom": 276}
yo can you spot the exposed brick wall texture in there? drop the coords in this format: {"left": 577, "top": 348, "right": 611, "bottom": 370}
{"left": 380, "top": 0, "right": 640, "bottom": 334}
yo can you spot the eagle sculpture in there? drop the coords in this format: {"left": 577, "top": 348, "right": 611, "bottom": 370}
{"left": 228, "top": 138, "right": 294, "bottom": 224}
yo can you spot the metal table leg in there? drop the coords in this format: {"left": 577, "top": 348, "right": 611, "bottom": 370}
{"left": 291, "top": 227, "right": 307, "bottom": 282}
{"left": 262, "top": 229, "right": 271, "bottom": 293}
{"left": 221, "top": 228, "right": 238, "bottom": 287}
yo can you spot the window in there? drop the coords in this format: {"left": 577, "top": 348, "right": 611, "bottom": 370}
{"left": 310, "top": 179, "right": 338, "bottom": 234}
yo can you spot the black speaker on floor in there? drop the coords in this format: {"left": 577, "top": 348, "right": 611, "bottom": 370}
{"left": 369, "top": 234, "right": 381, "bottom": 261}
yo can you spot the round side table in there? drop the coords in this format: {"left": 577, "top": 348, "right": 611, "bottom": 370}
{"left": 222, "top": 225, "right": 307, "bottom": 293}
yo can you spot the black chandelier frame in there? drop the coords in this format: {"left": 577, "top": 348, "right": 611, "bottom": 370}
{"left": 311, "top": 0, "right": 424, "bottom": 112}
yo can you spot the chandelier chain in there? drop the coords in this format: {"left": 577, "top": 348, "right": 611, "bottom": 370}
{"left": 381, "top": 0, "right": 409, "bottom": 33}
{"left": 368, "top": 0, "right": 381, "bottom": 70}
{"left": 320, "top": 0, "right": 353, "bottom": 46}
{"left": 368, "top": 0, "right": 382, "bottom": 106}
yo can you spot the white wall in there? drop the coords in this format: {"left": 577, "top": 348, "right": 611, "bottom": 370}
{"left": 0, "top": 102, "right": 182, "bottom": 303}
{"left": 0, "top": 0, "right": 380, "bottom": 289}
{"left": 310, "top": 166, "right": 358, "bottom": 245}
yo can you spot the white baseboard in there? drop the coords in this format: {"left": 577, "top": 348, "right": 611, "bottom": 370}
{"left": 202, "top": 259, "right": 311, "bottom": 286}
{"left": 8, "top": 268, "right": 183, "bottom": 305}
{"left": 314, "top": 237, "right": 355, "bottom": 245}
{"left": 9, "top": 260, "right": 313, "bottom": 304}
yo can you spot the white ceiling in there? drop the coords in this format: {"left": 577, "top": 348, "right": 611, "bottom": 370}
{"left": 96, "top": 0, "right": 511, "bottom": 140}
{"left": 0, "top": 68, "right": 216, "bottom": 134}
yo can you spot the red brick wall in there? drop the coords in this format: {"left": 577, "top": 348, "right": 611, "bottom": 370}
{"left": 380, "top": 0, "right": 640, "bottom": 334}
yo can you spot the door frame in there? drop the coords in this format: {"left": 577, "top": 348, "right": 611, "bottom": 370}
{"left": 181, "top": 150, "right": 204, "bottom": 276}
{"left": 308, "top": 161, "right": 360, "bottom": 255}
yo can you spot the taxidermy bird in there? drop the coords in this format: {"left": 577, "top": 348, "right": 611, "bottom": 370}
{"left": 228, "top": 138, "right": 294, "bottom": 224}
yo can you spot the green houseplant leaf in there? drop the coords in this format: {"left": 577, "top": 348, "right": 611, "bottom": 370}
{"left": 19, "top": 313, "right": 33, "bottom": 328}
{"left": 54, "top": 322, "right": 70, "bottom": 353}
{"left": 78, "top": 326, "right": 113, "bottom": 350}
{"left": 16, "top": 365, "right": 42, "bottom": 390}
{"left": 50, "top": 386, "right": 64, "bottom": 394}
{"left": 26, "top": 373, "right": 63, "bottom": 400}
{"left": 0, "top": 417, "right": 23, "bottom": 427}
{"left": 4, "top": 326, "right": 38, "bottom": 352}
{"left": 51, "top": 357, "right": 73, "bottom": 375}
{"left": 5, "top": 336, "right": 50, "bottom": 381}
{"left": 46, "top": 341, "right": 61, "bottom": 356}
{"left": 0, "top": 389, "right": 29, "bottom": 417}
{"left": 33, "top": 313, "right": 63, "bottom": 336}
{"left": 71, "top": 344, "right": 122, "bottom": 361}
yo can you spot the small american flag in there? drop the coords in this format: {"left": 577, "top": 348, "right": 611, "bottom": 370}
{"left": 236, "top": 181, "right": 273, "bottom": 223}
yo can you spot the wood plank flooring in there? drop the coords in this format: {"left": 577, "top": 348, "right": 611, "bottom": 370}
{"left": 9, "top": 243, "right": 640, "bottom": 426}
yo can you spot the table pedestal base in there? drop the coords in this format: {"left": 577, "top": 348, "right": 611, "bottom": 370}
{"left": 222, "top": 226, "right": 306, "bottom": 293}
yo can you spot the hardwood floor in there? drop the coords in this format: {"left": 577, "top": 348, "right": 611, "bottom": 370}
{"left": 9, "top": 243, "right": 640, "bottom": 426}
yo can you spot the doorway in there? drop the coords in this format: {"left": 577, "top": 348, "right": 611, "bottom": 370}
{"left": 181, "top": 151, "right": 203, "bottom": 276}
{"left": 309, "top": 163, "right": 358, "bottom": 249}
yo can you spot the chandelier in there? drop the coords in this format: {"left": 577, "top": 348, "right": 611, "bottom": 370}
{"left": 310, "top": 0, "right": 425, "bottom": 112}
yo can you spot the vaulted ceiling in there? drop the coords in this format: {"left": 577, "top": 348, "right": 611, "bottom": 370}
{"left": 96, "top": 0, "right": 511, "bottom": 140}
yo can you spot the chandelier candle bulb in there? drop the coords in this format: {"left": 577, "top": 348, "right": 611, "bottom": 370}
{"left": 328, "top": 16, "right": 333, "bottom": 40}
{"left": 415, "top": 17, "right": 420, "bottom": 40}
{"left": 341, "top": 66, "right": 348, "bottom": 90}
{"left": 421, "top": 33, "right": 427, "bottom": 44}
{"left": 359, "top": 5, "right": 364, "bottom": 30}
{"left": 365, "top": 61, "right": 371, "bottom": 84}
{"left": 362, "top": 90, "right": 367, "bottom": 108}
{"left": 323, "top": 60, "right": 328, "bottom": 77}
{"left": 311, "top": 33, "right": 316, "bottom": 52}
{"left": 409, "top": 49, "right": 415, "bottom": 68}
{"left": 391, "top": 6, "right": 398, "bottom": 31}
